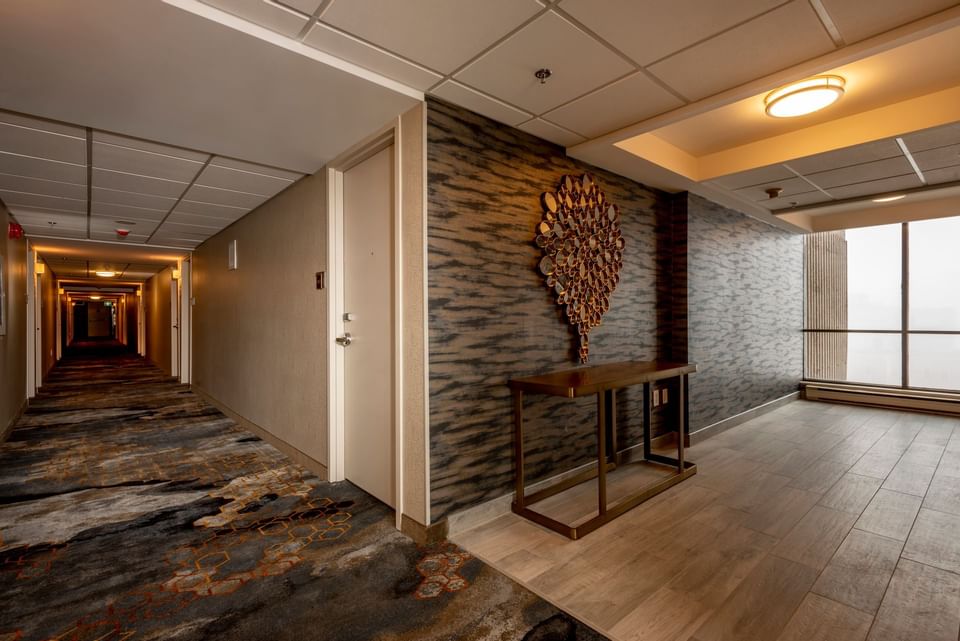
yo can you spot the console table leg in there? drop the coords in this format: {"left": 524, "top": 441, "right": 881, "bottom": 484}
{"left": 678, "top": 374, "right": 686, "bottom": 472}
{"left": 597, "top": 392, "right": 607, "bottom": 515}
{"left": 643, "top": 382, "right": 651, "bottom": 461}
{"left": 514, "top": 389, "right": 525, "bottom": 508}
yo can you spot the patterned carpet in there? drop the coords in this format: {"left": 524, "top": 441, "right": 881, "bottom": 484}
{"left": 0, "top": 347, "right": 607, "bottom": 641}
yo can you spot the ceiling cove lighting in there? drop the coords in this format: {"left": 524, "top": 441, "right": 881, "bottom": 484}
{"left": 873, "top": 194, "right": 906, "bottom": 203}
{"left": 89, "top": 295, "right": 102, "bottom": 300}
{"left": 95, "top": 270, "right": 116, "bottom": 278}
{"left": 764, "top": 75, "right": 845, "bottom": 118}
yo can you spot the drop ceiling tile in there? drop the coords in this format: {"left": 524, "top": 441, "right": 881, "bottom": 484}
{"left": 303, "top": 23, "right": 443, "bottom": 91}
{"left": 900, "top": 123, "right": 960, "bottom": 153}
{"left": 158, "top": 221, "right": 224, "bottom": 236}
{"left": 558, "top": 0, "right": 783, "bottom": 66}
{"left": 828, "top": 174, "right": 924, "bottom": 199}
{"left": 93, "top": 168, "right": 188, "bottom": 199}
{"left": 0, "top": 111, "right": 85, "bottom": 138}
{"left": 90, "top": 202, "right": 167, "bottom": 222}
{"left": 786, "top": 139, "right": 905, "bottom": 175}
{"left": 711, "top": 165, "right": 801, "bottom": 191}
{"left": 93, "top": 142, "right": 206, "bottom": 183}
{"left": 0, "top": 189, "right": 85, "bottom": 213}
{"left": 182, "top": 184, "right": 268, "bottom": 209}
{"left": 89, "top": 230, "right": 151, "bottom": 244}
{"left": 209, "top": 157, "right": 301, "bottom": 180}
{"left": 166, "top": 211, "right": 240, "bottom": 228}
{"left": 147, "top": 237, "right": 201, "bottom": 249}
{"left": 276, "top": 0, "right": 322, "bottom": 14}
{"left": 912, "top": 144, "right": 960, "bottom": 172}
{"left": 734, "top": 176, "right": 820, "bottom": 202}
{"left": 198, "top": 161, "right": 299, "bottom": 196}
{"left": 455, "top": 11, "right": 634, "bottom": 114}
{"left": 0, "top": 121, "right": 86, "bottom": 165}
{"left": 92, "top": 187, "right": 177, "bottom": 212}
{"left": 805, "top": 156, "right": 915, "bottom": 189}
{"left": 0, "top": 152, "right": 86, "bottom": 184}
{"left": 0, "top": 173, "right": 85, "bottom": 200}
{"left": 92, "top": 131, "right": 208, "bottom": 163}
{"left": 819, "top": 0, "right": 957, "bottom": 44}
{"left": 543, "top": 72, "right": 684, "bottom": 138}
{"left": 90, "top": 217, "right": 157, "bottom": 236}
{"left": 924, "top": 166, "right": 960, "bottom": 185}
{"left": 648, "top": 2, "right": 835, "bottom": 101}
{"left": 10, "top": 208, "right": 87, "bottom": 230}
{"left": 320, "top": 0, "right": 542, "bottom": 74}
{"left": 200, "top": 0, "right": 310, "bottom": 36}
{"left": 764, "top": 190, "right": 832, "bottom": 211}
{"left": 19, "top": 224, "right": 87, "bottom": 240}
{"left": 430, "top": 81, "right": 532, "bottom": 127}
{"left": 175, "top": 199, "right": 249, "bottom": 220}
{"left": 517, "top": 119, "right": 585, "bottom": 147}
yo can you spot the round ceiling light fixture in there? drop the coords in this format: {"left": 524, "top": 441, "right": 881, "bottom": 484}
{"left": 764, "top": 75, "right": 845, "bottom": 118}
{"left": 95, "top": 270, "right": 116, "bottom": 278}
{"left": 872, "top": 194, "right": 906, "bottom": 203}
{"left": 89, "top": 295, "right": 102, "bottom": 300}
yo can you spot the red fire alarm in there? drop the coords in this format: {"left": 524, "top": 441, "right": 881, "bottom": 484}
{"left": 116, "top": 229, "right": 130, "bottom": 238}
{"left": 7, "top": 222, "right": 23, "bottom": 239}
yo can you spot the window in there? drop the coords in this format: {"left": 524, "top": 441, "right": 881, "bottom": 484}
{"left": 804, "top": 216, "right": 960, "bottom": 391}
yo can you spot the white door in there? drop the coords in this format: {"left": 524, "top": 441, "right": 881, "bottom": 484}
{"left": 170, "top": 274, "right": 179, "bottom": 377}
{"left": 34, "top": 272, "right": 42, "bottom": 389}
{"left": 341, "top": 145, "right": 395, "bottom": 507}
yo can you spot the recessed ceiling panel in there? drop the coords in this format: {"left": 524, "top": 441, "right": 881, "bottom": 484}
{"left": 0, "top": 152, "right": 86, "bottom": 184}
{"left": 0, "top": 189, "right": 85, "bottom": 213}
{"left": 805, "top": 156, "right": 915, "bottom": 189}
{"left": 543, "top": 71, "right": 685, "bottom": 138}
{"left": 0, "top": 173, "right": 85, "bottom": 200}
{"left": 91, "top": 187, "right": 177, "bottom": 212}
{"left": 0, "top": 121, "right": 86, "bottom": 165}
{"left": 93, "top": 168, "right": 187, "bottom": 199}
{"left": 183, "top": 184, "right": 269, "bottom": 209}
{"left": 92, "top": 142, "right": 205, "bottom": 183}
{"left": 819, "top": 0, "right": 957, "bottom": 44}
{"left": 786, "top": 139, "right": 905, "bottom": 175}
{"left": 303, "top": 23, "right": 443, "bottom": 91}
{"left": 558, "top": 0, "right": 783, "bottom": 67}
{"left": 827, "top": 173, "right": 924, "bottom": 199}
{"left": 648, "top": 1, "right": 835, "bottom": 101}
{"left": 455, "top": 11, "right": 634, "bottom": 114}
{"left": 431, "top": 81, "right": 532, "bottom": 127}
{"left": 320, "top": 0, "right": 542, "bottom": 74}
{"left": 516, "top": 119, "right": 585, "bottom": 147}
{"left": 199, "top": 0, "right": 310, "bottom": 37}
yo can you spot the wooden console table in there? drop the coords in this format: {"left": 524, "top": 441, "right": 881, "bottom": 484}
{"left": 508, "top": 361, "right": 697, "bottom": 539}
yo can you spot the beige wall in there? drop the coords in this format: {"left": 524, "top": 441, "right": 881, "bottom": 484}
{"left": 192, "top": 172, "right": 328, "bottom": 468}
{"left": 39, "top": 259, "right": 57, "bottom": 379}
{"left": 144, "top": 267, "right": 172, "bottom": 375}
{"left": 1, "top": 206, "right": 27, "bottom": 438}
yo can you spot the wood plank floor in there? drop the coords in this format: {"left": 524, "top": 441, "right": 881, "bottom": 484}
{"left": 451, "top": 400, "right": 960, "bottom": 641}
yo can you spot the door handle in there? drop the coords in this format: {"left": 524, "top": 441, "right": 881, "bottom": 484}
{"left": 335, "top": 332, "right": 353, "bottom": 347}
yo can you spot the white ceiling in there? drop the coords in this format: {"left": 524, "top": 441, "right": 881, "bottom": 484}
{"left": 2, "top": 0, "right": 960, "bottom": 245}
{"left": 0, "top": 110, "right": 304, "bottom": 249}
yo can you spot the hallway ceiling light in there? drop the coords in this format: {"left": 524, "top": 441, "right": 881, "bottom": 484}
{"left": 764, "top": 75, "right": 845, "bottom": 118}
{"left": 872, "top": 194, "right": 906, "bottom": 202}
{"left": 95, "top": 270, "right": 116, "bottom": 278}
{"left": 89, "top": 295, "right": 101, "bottom": 300}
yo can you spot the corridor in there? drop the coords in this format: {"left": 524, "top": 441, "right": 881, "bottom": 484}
{"left": 0, "top": 350, "right": 604, "bottom": 641}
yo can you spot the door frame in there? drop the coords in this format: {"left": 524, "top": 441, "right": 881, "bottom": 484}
{"left": 25, "top": 246, "right": 38, "bottom": 397}
{"left": 326, "top": 122, "right": 404, "bottom": 526}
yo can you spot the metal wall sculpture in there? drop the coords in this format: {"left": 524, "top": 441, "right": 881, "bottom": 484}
{"left": 537, "top": 174, "right": 624, "bottom": 362}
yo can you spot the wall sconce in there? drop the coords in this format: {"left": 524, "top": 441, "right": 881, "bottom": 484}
{"left": 171, "top": 268, "right": 181, "bottom": 280}
{"left": 58, "top": 288, "right": 65, "bottom": 295}
{"left": 35, "top": 262, "right": 45, "bottom": 275}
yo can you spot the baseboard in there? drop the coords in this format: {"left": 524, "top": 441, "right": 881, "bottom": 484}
{"left": 445, "top": 430, "right": 678, "bottom": 537}
{"left": 689, "top": 391, "right": 800, "bottom": 445}
{"left": 191, "top": 386, "right": 329, "bottom": 481}
{"left": 1, "top": 397, "right": 28, "bottom": 443}
{"left": 401, "top": 514, "right": 448, "bottom": 545}
{"left": 803, "top": 382, "right": 960, "bottom": 415}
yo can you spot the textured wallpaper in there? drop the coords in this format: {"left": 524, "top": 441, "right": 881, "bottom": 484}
{"left": 426, "top": 99, "right": 677, "bottom": 522}
{"left": 685, "top": 194, "right": 803, "bottom": 430}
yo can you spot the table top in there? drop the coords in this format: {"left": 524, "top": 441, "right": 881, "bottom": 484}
{"left": 508, "top": 361, "right": 697, "bottom": 397}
